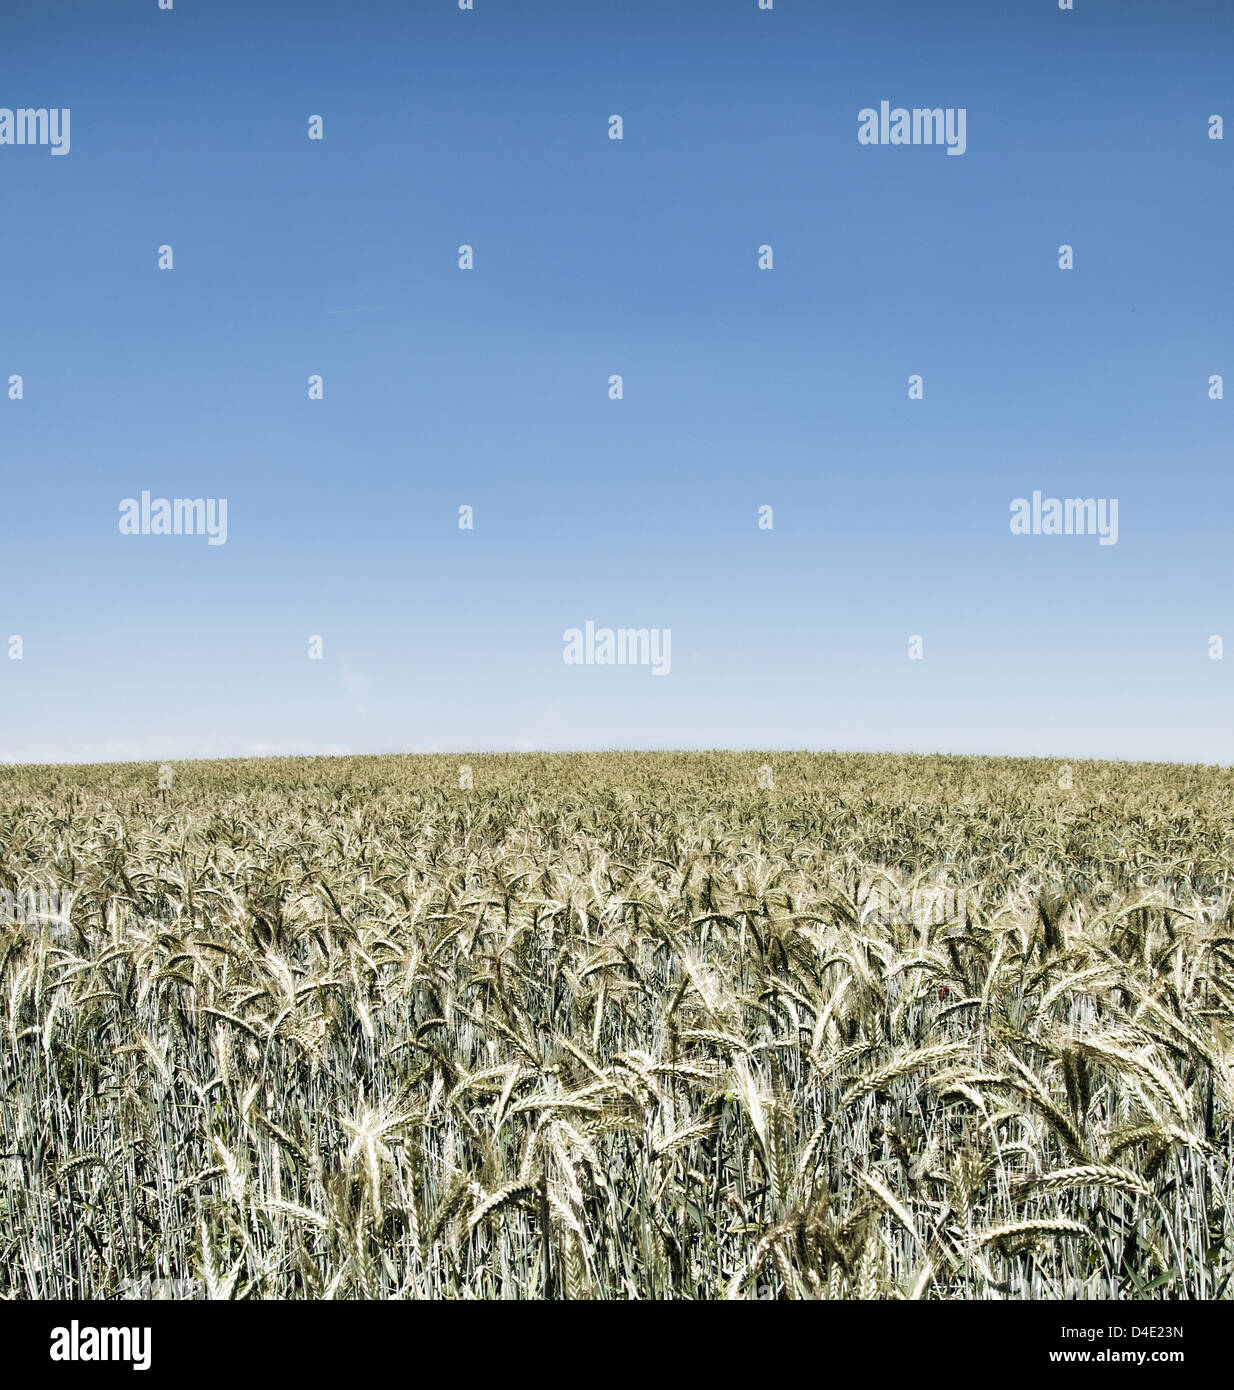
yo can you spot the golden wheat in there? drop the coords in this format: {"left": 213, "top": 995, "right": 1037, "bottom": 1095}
{"left": 0, "top": 750, "right": 1230, "bottom": 1299}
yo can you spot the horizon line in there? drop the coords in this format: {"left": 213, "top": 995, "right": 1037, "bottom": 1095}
{"left": 1, "top": 746, "right": 1230, "bottom": 774}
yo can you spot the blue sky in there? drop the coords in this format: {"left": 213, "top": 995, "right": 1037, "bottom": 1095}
{"left": 1, "top": 0, "right": 1230, "bottom": 765}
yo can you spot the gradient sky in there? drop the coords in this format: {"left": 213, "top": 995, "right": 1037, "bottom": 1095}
{"left": 1, "top": 0, "right": 1231, "bottom": 766}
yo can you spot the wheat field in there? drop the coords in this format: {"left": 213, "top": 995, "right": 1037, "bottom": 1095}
{"left": 1, "top": 751, "right": 1231, "bottom": 1299}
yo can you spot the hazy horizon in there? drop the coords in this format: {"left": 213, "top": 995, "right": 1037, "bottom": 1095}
{"left": 2, "top": 743, "right": 1229, "bottom": 774}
